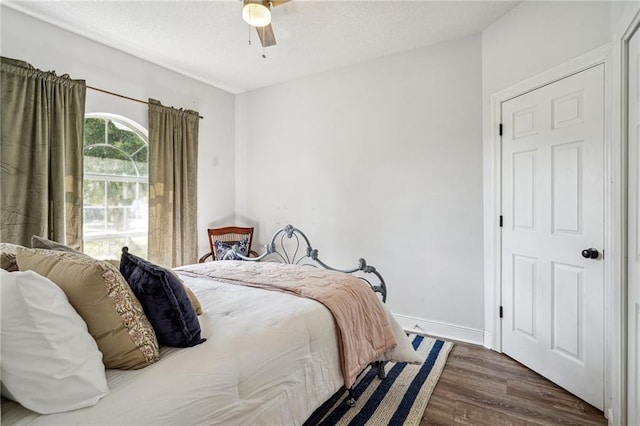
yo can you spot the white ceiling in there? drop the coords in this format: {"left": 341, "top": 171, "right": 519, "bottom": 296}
{"left": 4, "top": 1, "right": 520, "bottom": 94}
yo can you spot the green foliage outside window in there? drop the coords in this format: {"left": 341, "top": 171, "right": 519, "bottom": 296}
{"left": 84, "top": 118, "right": 148, "bottom": 176}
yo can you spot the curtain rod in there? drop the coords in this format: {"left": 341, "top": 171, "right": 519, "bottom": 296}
{"left": 87, "top": 85, "right": 204, "bottom": 120}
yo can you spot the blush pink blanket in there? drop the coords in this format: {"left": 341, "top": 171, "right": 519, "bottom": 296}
{"left": 177, "top": 261, "right": 397, "bottom": 388}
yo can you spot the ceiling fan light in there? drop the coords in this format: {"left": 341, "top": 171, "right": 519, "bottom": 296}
{"left": 242, "top": 2, "right": 271, "bottom": 27}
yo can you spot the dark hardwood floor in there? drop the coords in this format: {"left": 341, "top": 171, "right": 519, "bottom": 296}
{"left": 421, "top": 340, "right": 607, "bottom": 425}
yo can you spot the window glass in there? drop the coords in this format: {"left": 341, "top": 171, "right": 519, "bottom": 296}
{"left": 83, "top": 116, "right": 148, "bottom": 259}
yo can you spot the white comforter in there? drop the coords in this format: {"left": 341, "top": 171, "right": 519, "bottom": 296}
{"left": 2, "top": 273, "right": 344, "bottom": 425}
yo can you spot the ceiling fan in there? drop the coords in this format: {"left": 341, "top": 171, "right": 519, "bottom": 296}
{"left": 242, "top": 0, "right": 290, "bottom": 48}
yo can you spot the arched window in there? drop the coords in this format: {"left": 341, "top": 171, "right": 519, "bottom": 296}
{"left": 83, "top": 114, "right": 148, "bottom": 258}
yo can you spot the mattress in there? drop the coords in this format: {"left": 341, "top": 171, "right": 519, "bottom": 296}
{"left": 1, "top": 272, "right": 344, "bottom": 425}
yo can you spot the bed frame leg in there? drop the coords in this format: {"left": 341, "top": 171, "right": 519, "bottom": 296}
{"left": 373, "top": 361, "right": 386, "bottom": 379}
{"left": 345, "top": 388, "right": 356, "bottom": 407}
{"left": 344, "top": 361, "right": 386, "bottom": 408}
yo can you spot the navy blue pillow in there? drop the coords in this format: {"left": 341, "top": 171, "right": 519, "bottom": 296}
{"left": 119, "top": 248, "right": 205, "bottom": 348}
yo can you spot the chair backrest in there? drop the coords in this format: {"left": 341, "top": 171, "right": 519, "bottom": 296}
{"left": 207, "top": 226, "right": 254, "bottom": 261}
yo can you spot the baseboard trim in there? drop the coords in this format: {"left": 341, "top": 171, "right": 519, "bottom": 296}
{"left": 393, "top": 313, "right": 484, "bottom": 345}
{"left": 483, "top": 330, "right": 494, "bottom": 350}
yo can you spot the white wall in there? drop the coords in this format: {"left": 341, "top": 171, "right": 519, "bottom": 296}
{"left": 611, "top": 1, "right": 637, "bottom": 32}
{"left": 0, "top": 7, "right": 236, "bottom": 260}
{"left": 482, "top": 2, "right": 611, "bottom": 97}
{"left": 235, "top": 35, "right": 485, "bottom": 341}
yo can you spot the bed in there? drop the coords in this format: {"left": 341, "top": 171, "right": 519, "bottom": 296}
{"left": 1, "top": 225, "right": 418, "bottom": 425}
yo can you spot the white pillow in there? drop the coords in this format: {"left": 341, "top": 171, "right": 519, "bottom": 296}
{"left": 0, "top": 270, "right": 109, "bottom": 414}
{"left": 379, "top": 304, "right": 423, "bottom": 364}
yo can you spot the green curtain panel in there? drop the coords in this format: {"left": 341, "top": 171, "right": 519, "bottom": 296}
{"left": 0, "top": 57, "right": 86, "bottom": 249}
{"left": 148, "top": 98, "right": 199, "bottom": 267}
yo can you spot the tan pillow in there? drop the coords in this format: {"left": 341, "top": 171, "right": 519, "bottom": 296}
{"left": 107, "top": 259, "right": 202, "bottom": 316}
{"left": 184, "top": 286, "right": 203, "bottom": 316}
{"left": 0, "top": 243, "right": 20, "bottom": 272}
{"left": 16, "top": 248, "right": 160, "bottom": 370}
{"left": 104, "top": 259, "right": 121, "bottom": 269}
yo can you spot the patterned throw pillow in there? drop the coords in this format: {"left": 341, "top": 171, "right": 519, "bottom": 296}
{"left": 119, "top": 248, "right": 206, "bottom": 348}
{"left": 214, "top": 238, "right": 249, "bottom": 260}
{"left": 0, "top": 243, "right": 20, "bottom": 272}
{"left": 15, "top": 248, "right": 160, "bottom": 370}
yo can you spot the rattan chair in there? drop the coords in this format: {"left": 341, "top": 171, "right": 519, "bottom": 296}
{"left": 198, "top": 226, "right": 258, "bottom": 262}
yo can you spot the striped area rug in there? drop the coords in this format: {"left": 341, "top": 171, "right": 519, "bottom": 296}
{"left": 318, "top": 334, "right": 453, "bottom": 426}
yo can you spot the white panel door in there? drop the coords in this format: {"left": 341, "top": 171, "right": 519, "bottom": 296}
{"left": 501, "top": 65, "right": 605, "bottom": 410}
{"left": 628, "top": 27, "right": 640, "bottom": 426}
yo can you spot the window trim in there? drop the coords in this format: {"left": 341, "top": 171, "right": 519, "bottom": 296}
{"left": 82, "top": 113, "right": 149, "bottom": 257}
{"left": 84, "top": 172, "right": 147, "bottom": 184}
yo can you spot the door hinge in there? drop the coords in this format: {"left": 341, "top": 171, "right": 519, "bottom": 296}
{"left": 499, "top": 123, "right": 503, "bottom": 136}
{"left": 499, "top": 306, "right": 503, "bottom": 318}
{"left": 499, "top": 215, "right": 503, "bottom": 227}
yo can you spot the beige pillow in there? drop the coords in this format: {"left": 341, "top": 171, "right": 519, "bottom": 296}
{"left": 16, "top": 248, "right": 160, "bottom": 370}
{"left": 184, "top": 286, "right": 203, "bottom": 316}
{"left": 104, "top": 259, "right": 121, "bottom": 269}
{"left": 107, "top": 259, "right": 202, "bottom": 316}
{"left": 0, "top": 243, "right": 21, "bottom": 272}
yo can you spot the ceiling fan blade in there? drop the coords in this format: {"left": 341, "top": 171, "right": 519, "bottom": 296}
{"left": 256, "top": 23, "right": 276, "bottom": 47}
{"left": 269, "top": 0, "right": 291, "bottom": 7}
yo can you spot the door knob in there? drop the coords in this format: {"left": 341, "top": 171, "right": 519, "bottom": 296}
{"left": 581, "top": 248, "right": 599, "bottom": 259}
